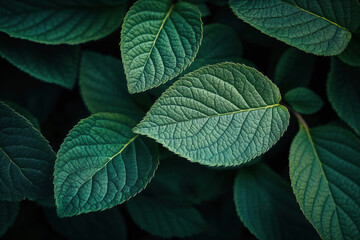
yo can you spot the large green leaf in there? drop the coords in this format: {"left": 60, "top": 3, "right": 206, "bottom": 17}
{"left": 0, "top": 0, "right": 128, "bottom": 44}
{"left": 284, "top": 87, "right": 323, "bottom": 114}
{"left": 120, "top": 0, "right": 202, "bottom": 93}
{"left": 126, "top": 181, "right": 206, "bottom": 238}
{"left": 79, "top": 51, "right": 144, "bottom": 120}
{"left": 289, "top": 124, "right": 360, "bottom": 240}
{"left": 234, "top": 163, "right": 319, "bottom": 240}
{"left": 0, "top": 34, "right": 79, "bottom": 89}
{"left": 274, "top": 48, "right": 316, "bottom": 93}
{"left": 134, "top": 63, "right": 290, "bottom": 166}
{"left": 0, "top": 201, "right": 18, "bottom": 237}
{"left": 0, "top": 102, "right": 55, "bottom": 202}
{"left": 327, "top": 58, "right": 360, "bottom": 135}
{"left": 45, "top": 207, "right": 127, "bottom": 240}
{"left": 339, "top": 33, "right": 360, "bottom": 67}
{"left": 54, "top": 113, "right": 159, "bottom": 217}
{"left": 229, "top": 0, "right": 360, "bottom": 55}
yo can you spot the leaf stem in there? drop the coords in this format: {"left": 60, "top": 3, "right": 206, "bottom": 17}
{"left": 284, "top": 104, "right": 309, "bottom": 130}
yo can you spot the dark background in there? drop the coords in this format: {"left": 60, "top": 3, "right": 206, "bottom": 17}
{"left": 0, "top": 1, "right": 339, "bottom": 239}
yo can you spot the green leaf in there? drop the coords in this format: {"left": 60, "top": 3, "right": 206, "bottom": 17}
{"left": 289, "top": 124, "right": 360, "bottom": 240}
{"left": 126, "top": 183, "right": 206, "bottom": 238}
{"left": 121, "top": 0, "right": 203, "bottom": 93}
{"left": 229, "top": 0, "right": 360, "bottom": 55}
{"left": 155, "top": 158, "right": 231, "bottom": 204}
{"left": 54, "top": 113, "right": 159, "bottom": 217}
{"left": 44, "top": 207, "right": 127, "bottom": 240}
{"left": 274, "top": 48, "right": 316, "bottom": 93}
{"left": 2, "top": 101, "right": 40, "bottom": 130}
{"left": 327, "top": 58, "right": 360, "bottom": 135}
{"left": 0, "top": 101, "right": 55, "bottom": 202}
{"left": 284, "top": 87, "right": 323, "bottom": 114}
{"left": 79, "top": 51, "right": 144, "bottom": 120}
{"left": 0, "top": 201, "right": 18, "bottom": 237}
{"left": 0, "top": 0, "right": 128, "bottom": 44}
{"left": 134, "top": 63, "right": 290, "bottom": 166}
{"left": 339, "top": 33, "right": 360, "bottom": 67}
{"left": 234, "top": 163, "right": 319, "bottom": 240}
{"left": 0, "top": 34, "right": 79, "bottom": 89}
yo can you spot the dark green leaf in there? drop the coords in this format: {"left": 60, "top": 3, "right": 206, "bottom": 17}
{"left": 79, "top": 51, "right": 144, "bottom": 120}
{"left": 2, "top": 101, "right": 40, "bottom": 130}
{"left": 0, "top": 0, "right": 128, "bottom": 44}
{"left": 339, "top": 33, "right": 360, "bottom": 67}
{"left": 290, "top": 124, "right": 360, "bottom": 240}
{"left": 327, "top": 58, "right": 360, "bottom": 135}
{"left": 54, "top": 113, "right": 159, "bottom": 217}
{"left": 274, "top": 48, "right": 316, "bottom": 93}
{"left": 0, "top": 102, "right": 55, "bottom": 202}
{"left": 0, "top": 201, "right": 18, "bottom": 237}
{"left": 234, "top": 163, "right": 319, "bottom": 240}
{"left": 0, "top": 34, "right": 79, "bottom": 89}
{"left": 284, "top": 87, "right": 323, "bottom": 114}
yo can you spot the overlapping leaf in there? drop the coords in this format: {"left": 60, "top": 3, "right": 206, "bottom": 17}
{"left": 274, "top": 48, "right": 316, "bottom": 93}
{"left": 290, "top": 124, "right": 360, "bottom": 240}
{"left": 54, "top": 113, "right": 159, "bottom": 217}
{"left": 0, "top": 102, "right": 55, "bottom": 202}
{"left": 284, "top": 87, "right": 323, "bottom": 114}
{"left": 339, "top": 33, "right": 360, "bottom": 67}
{"left": 229, "top": 0, "right": 360, "bottom": 55}
{"left": 121, "top": 0, "right": 202, "bottom": 93}
{"left": 234, "top": 164, "right": 319, "bottom": 240}
{"left": 0, "top": 0, "right": 128, "bottom": 44}
{"left": 134, "top": 63, "right": 290, "bottom": 166}
{"left": 0, "top": 34, "right": 79, "bottom": 89}
{"left": 126, "top": 181, "right": 206, "bottom": 238}
{"left": 0, "top": 201, "right": 18, "bottom": 237}
{"left": 79, "top": 51, "right": 144, "bottom": 120}
{"left": 327, "top": 58, "right": 360, "bottom": 135}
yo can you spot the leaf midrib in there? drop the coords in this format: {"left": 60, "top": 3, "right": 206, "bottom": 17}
{"left": 281, "top": 0, "right": 349, "bottom": 32}
{"left": 140, "top": 104, "right": 280, "bottom": 128}
{"left": 138, "top": 4, "right": 174, "bottom": 80}
{"left": 301, "top": 124, "right": 344, "bottom": 239}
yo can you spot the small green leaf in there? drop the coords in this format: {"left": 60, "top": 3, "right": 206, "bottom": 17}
{"left": 327, "top": 58, "right": 360, "bottom": 135}
{"left": 0, "top": 34, "right": 79, "bottom": 89}
{"left": 121, "top": 0, "right": 203, "bottom": 93}
{"left": 274, "top": 48, "right": 316, "bottom": 93}
{"left": 44, "top": 207, "right": 127, "bottom": 240}
{"left": 134, "top": 63, "right": 290, "bottom": 166}
{"left": 289, "top": 124, "right": 360, "bottom": 240}
{"left": 0, "top": 201, "right": 18, "bottom": 237}
{"left": 79, "top": 51, "right": 144, "bottom": 120}
{"left": 234, "top": 163, "right": 319, "bottom": 240}
{"left": 229, "top": 0, "right": 360, "bottom": 55}
{"left": 2, "top": 101, "right": 40, "bottom": 130}
{"left": 284, "top": 87, "right": 323, "bottom": 114}
{"left": 54, "top": 113, "right": 159, "bottom": 217}
{"left": 0, "top": 0, "right": 128, "bottom": 44}
{"left": 126, "top": 182, "right": 206, "bottom": 238}
{"left": 338, "top": 33, "right": 360, "bottom": 67}
{"left": 0, "top": 101, "right": 55, "bottom": 202}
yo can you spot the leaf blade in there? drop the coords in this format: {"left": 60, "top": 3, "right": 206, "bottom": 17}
{"left": 121, "top": 0, "right": 203, "bottom": 93}
{"left": 134, "top": 63, "right": 290, "bottom": 166}
{"left": 54, "top": 113, "right": 159, "bottom": 217}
